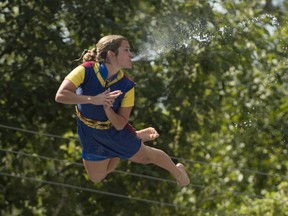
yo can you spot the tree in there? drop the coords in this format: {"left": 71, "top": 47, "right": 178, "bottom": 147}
{"left": 1, "top": 0, "right": 287, "bottom": 215}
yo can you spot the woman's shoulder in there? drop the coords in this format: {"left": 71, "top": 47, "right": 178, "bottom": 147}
{"left": 81, "top": 61, "right": 96, "bottom": 68}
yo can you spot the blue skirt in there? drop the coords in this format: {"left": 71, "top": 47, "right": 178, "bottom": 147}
{"left": 77, "top": 119, "right": 142, "bottom": 161}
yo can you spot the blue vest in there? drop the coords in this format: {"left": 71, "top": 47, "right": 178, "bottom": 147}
{"left": 76, "top": 61, "right": 135, "bottom": 121}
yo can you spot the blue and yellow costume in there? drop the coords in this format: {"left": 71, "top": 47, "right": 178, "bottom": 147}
{"left": 65, "top": 61, "right": 141, "bottom": 161}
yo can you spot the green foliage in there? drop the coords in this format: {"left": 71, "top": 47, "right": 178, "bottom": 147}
{"left": 1, "top": 0, "right": 288, "bottom": 215}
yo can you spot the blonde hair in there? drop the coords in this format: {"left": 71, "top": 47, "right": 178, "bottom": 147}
{"left": 76, "top": 35, "right": 127, "bottom": 63}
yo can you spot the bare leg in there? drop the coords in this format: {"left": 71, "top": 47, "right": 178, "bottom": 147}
{"left": 106, "top": 128, "right": 159, "bottom": 174}
{"left": 129, "top": 143, "right": 190, "bottom": 186}
{"left": 105, "top": 128, "right": 159, "bottom": 174}
{"left": 83, "top": 159, "right": 110, "bottom": 183}
{"left": 82, "top": 126, "right": 159, "bottom": 183}
{"left": 107, "top": 157, "right": 120, "bottom": 173}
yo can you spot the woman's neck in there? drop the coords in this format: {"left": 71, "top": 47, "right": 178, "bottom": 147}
{"left": 105, "top": 62, "right": 120, "bottom": 80}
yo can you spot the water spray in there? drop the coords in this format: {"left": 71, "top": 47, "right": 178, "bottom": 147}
{"left": 131, "top": 14, "right": 280, "bottom": 62}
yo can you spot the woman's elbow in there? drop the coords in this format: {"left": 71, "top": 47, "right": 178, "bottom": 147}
{"left": 114, "top": 121, "right": 128, "bottom": 131}
{"left": 55, "top": 94, "right": 60, "bottom": 103}
{"left": 55, "top": 93, "right": 63, "bottom": 103}
{"left": 114, "top": 125, "right": 125, "bottom": 131}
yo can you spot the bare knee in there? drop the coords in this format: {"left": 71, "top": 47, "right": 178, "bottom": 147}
{"left": 88, "top": 174, "right": 107, "bottom": 183}
{"left": 83, "top": 159, "right": 110, "bottom": 183}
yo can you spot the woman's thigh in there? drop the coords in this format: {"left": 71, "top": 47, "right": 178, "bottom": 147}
{"left": 129, "top": 143, "right": 153, "bottom": 164}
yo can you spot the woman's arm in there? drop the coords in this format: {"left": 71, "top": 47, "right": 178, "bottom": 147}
{"left": 55, "top": 80, "right": 92, "bottom": 104}
{"left": 104, "top": 106, "right": 132, "bottom": 131}
{"left": 55, "top": 79, "right": 122, "bottom": 105}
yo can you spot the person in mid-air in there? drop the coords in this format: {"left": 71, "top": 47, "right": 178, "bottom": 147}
{"left": 55, "top": 35, "right": 190, "bottom": 186}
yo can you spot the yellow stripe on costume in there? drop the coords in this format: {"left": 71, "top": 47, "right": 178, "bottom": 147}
{"left": 93, "top": 63, "right": 125, "bottom": 87}
{"left": 65, "top": 66, "right": 85, "bottom": 88}
{"left": 121, "top": 87, "right": 134, "bottom": 107}
{"left": 65, "top": 63, "right": 134, "bottom": 107}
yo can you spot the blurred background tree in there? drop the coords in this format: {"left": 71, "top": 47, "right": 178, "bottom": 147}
{"left": 0, "top": 0, "right": 287, "bottom": 215}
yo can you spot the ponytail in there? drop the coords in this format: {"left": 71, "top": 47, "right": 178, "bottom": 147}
{"left": 74, "top": 35, "right": 126, "bottom": 63}
{"left": 74, "top": 48, "right": 97, "bottom": 62}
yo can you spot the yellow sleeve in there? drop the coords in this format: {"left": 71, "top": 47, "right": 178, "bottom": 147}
{"left": 121, "top": 87, "right": 135, "bottom": 107}
{"left": 65, "top": 66, "right": 85, "bottom": 88}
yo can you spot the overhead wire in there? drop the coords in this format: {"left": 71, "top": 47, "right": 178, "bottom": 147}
{"left": 0, "top": 170, "right": 237, "bottom": 215}
{"left": 1, "top": 123, "right": 287, "bottom": 201}
{"left": 0, "top": 171, "right": 190, "bottom": 210}
{"left": 0, "top": 123, "right": 287, "bottom": 180}
{"left": 0, "top": 148, "right": 279, "bottom": 200}
{"left": 2, "top": 148, "right": 287, "bottom": 209}
{"left": 1, "top": 172, "right": 235, "bottom": 216}
{"left": 0, "top": 149, "right": 288, "bottom": 210}
{"left": 0, "top": 123, "right": 75, "bottom": 141}
{"left": 0, "top": 148, "right": 199, "bottom": 187}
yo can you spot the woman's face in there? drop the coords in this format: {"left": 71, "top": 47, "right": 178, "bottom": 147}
{"left": 113, "top": 40, "right": 133, "bottom": 69}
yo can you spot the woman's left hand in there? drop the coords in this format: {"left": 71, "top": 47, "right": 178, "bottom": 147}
{"left": 103, "top": 88, "right": 122, "bottom": 110}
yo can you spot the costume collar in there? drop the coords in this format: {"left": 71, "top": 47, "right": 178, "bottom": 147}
{"left": 94, "top": 62, "right": 124, "bottom": 87}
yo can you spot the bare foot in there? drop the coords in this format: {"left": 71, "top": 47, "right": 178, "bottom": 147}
{"left": 136, "top": 127, "right": 159, "bottom": 142}
{"left": 176, "top": 163, "right": 190, "bottom": 187}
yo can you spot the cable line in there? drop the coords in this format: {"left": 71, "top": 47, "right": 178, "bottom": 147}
{"left": 170, "top": 155, "right": 288, "bottom": 179}
{"left": 0, "top": 123, "right": 287, "bottom": 180}
{"left": 0, "top": 171, "right": 190, "bottom": 210}
{"left": 0, "top": 148, "right": 202, "bottom": 187}
{"left": 0, "top": 148, "right": 278, "bottom": 200}
{"left": 0, "top": 123, "right": 76, "bottom": 140}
